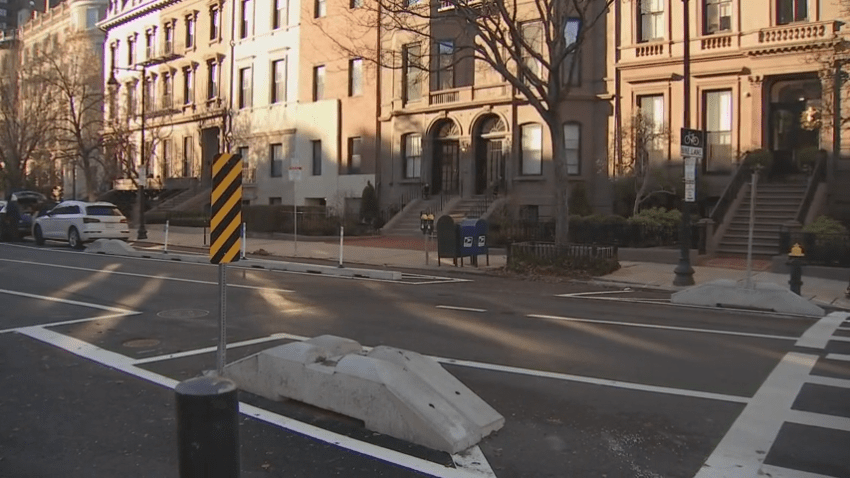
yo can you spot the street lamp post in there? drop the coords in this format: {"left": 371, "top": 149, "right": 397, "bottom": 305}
{"left": 673, "top": 0, "right": 696, "bottom": 286}
{"left": 107, "top": 63, "right": 148, "bottom": 240}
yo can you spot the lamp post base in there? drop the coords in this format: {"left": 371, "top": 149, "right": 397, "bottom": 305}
{"left": 673, "top": 260, "right": 695, "bottom": 286}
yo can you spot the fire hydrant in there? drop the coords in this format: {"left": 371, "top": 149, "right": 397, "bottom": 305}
{"left": 788, "top": 243, "right": 805, "bottom": 295}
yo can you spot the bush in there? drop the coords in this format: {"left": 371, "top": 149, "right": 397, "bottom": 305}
{"left": 795, "top": 146, "right": 824, "bottom": 172}
{"left": 627, "top": 207, "right": 681, "bottom": 228}
{"left": 743, "top": 149, "right": 773, "bottom": 172}
{"left": 802, "top": 215, "right": 849, "bottom": 237}
{"left": 569, "top": 182, "right": 593, "bottom": 216}
{"left": 360, "top": 181, "right": 379, "bottom": 224}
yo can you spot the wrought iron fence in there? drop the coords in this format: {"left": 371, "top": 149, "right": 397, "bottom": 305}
{"left": 491, "top": 220, "right": 695, "bottom": 248}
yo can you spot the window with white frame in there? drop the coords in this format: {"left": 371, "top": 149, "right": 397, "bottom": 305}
{"left": 638, "top": 0, "right": 664, "bottom": 42}
{"left": 163, "top": 23, "right": 173, "bottom": 54}
{"left": 564, "top": 123, "right": 580, "bottom": 175}
{"left": 313, "top": 65, "right": 325, "bottom": 101}
{"left": 704, "top": 89, "right": 732, "bottom": 172}
{"left": 637, "top": 94, "right": 665, "bottom": 162}
{"left": 562, "top": 18, "right": 580, "bottom": 86}
{"left": 183, "top": 66, "right": 194, "bottom": 104}
{"left": 210, "top": 6, "right": 220, "bottom": 40}
{"left": 521, "top": 123, "right": 543, "bottom": 176}
{"left": 704, "top": 0, "right": 731, "bottom": 33}
{"left": 347, "top": 137, "right": 362, "bottom": 174}
{"left": 403, "top": 43, "right": 423, "bottom": 102}
{"left": 349, "top": 58, "right": 363, "bottom": 96}
{"left": 521, "top": 21, "right": 543, "bottom": 84}
{"left": 162, "top": 139, "right": 172, "bottom": 177}
{"left": 145, "top": 30, "right": 154, "bottom": 59}
{"left": 162, "top": 73, "right": 172, "bottom": 109}
{"left": 240, "top": 0, "right": 252, "bottom": 38}
{"left": 403, "top": 134, "right": 422, "bottom": 179}
{"left": 127, "top": 82, "right": 136, "bottom": 116}
{"left": 273, "top": 0, "right": 286, "bottom": 29}
{"left": 185, "top": 15, "right": 195, "bottom": 48}
{"left": 315, "top": 0, "right": 326, "bottom": 18}
{"left": 239, "top": 66, "right": 252, "bottom": 108}
{"left": 435, "top": 40, "right": 454, "bottom": 91}
{"left": 207, "top": 60, "right": 218, "bottom": 99}
{"left": 270, "top": 143, "right": 284, "bottom": 177}
{"left": 127, "top": 36, "right": 135, "bottom": 65}
{"left": 271, "top": 59, "right": 286, "bottom": 103}
{"left": 86, "top": 7, "right": 99, "bottom": 29}
{"left": 777, "top": 0, "right": 807, "bottom": 24}
{"left": 182, "top": 136, "right": 194, "bottom": 176}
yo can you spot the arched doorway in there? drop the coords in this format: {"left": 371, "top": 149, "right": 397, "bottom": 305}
{"left": 472, "top": 115, "right": 507, "bottom": 195}
{"left": 431, "top": 119, "right": 460, "bottom": 194}
{"left": 769, "top": 77, "right": 821, "bottom": 175}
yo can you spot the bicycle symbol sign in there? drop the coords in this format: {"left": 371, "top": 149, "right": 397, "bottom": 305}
{"left": 680, "top": 128, "right": 705, "bottom": 158}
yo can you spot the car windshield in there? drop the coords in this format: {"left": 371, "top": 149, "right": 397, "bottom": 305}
{"left": 86, "top": 206, "right": 123, "bottom": 216}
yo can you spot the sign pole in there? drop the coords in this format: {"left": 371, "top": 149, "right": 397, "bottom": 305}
{"left": 293, "top": 181, "right": 298, "bottom": 257}
{"left": 217, "top": 263, "right": 227, "bottom": 376}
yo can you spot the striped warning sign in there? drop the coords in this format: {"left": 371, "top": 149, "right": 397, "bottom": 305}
{"left": 210, "top": 152, "right": 242, "bottom": 264}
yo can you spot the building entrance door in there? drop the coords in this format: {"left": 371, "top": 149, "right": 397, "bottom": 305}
{"left": 433, "top": 141, "right": 459, "bottom": 194}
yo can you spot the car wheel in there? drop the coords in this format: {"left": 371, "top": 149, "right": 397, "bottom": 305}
{"left": 34, "top": 225, "right": 45, "bottom": 245}
{"left": 68, "top": 227, "right": 83, "bottom": 249}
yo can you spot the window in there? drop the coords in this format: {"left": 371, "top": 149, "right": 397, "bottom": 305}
{"left": 207, "top": 60, "right": 218, "bottom": 99}
{"left": 273, "top": 0, "right": 286, "bottom": 29}
{"left": 435, "top": 40, "right": 454, "bottom": 91}
{"left": 351, "top": 0, "right": 363, "bottom": 7}
{"left": 315, "top": 0, "right": 325, "bottom": 18}
{"left": 163, "top": 23, "right": 173, "bottom": 54}
{"left": 704, "top": 0, "right": 731, "bottom": 33}
{"left": 182, "top": 136, "right": 194, "bottom": 176}
{"left": 312, "top": 140, "right": 322, "bottom": 175}
{"left": 704, "top": 89, "right": 732, "bottom": 172}
{"left": 562, "top": 18, "right": 580, "bottom": 86}
{"left": 564, "top": 123, "right": 580, "bottom": 175}
{"left": 239, "top": 67, "right": 252, "bottom": 108}
{"left": 144, "top": 77, "right": 154, "bottom": 112}
{"left": 162, "top": 73, "right": 172, "bottom": 109}
{"left": 270, "top": 143, "right": 284, "bottom": 177}
{"left": 237, "top": 146, "right": 249, "bottom": 159}
{"left": 313, "top": 65, "right": 325, "bottom": 101}
{"left": 127, "top": 82, "right": 136, "bottom": 116}
{"left": 240, "top": 0, "right": 251, "bottom": 38}
{"left": 349, "top": 58, "right": 363, "bottom": 96}
{"left": 637, "top": 94, "right": 665, "bottom": 163}
{"left": 127, "top": 36, "right": 135, "bottom": 65}
{"left": 183, "top": 67, "right": 194, "bottom": 104}
{"left": 185, "top": 16, "right": 195, "bottom": 48}
{"left": 638, "top": 0, "right": 664, "bottom": 42}
{"left": 403, "top": 134, "right": 422, "bottom": 179}
{"left": 86, "top": 7, "right": 99, "bottom": 29}
{"left": 347, "top": 137, "right": 362, "bottom": 174}
{"left": 777, "top": 0, "right": 806, "bottom": 24}
{"left": 402, "top": 43, "right": 423, "bottom": 102}
{"left": 145, "top": 31, "right": 154, "bottom": 59}
{"left": 521, "top": 22, "right": 543, "bottom": 84}
{"left": 521, "top": 123, "right": 542, "bottom": 175}
{"left": 271, "top": 59, "right": 286, "bottom": 103}
{"left": 269, "top": 197, "right": 282, "bottom": 205}
{"left": 162, "top": 139, "right": 172, "bottom": 177}
{"left": 210, "top": 7, "right": 220, "bottom": 40}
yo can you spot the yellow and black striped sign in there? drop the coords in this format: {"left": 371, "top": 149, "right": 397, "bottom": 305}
{"left": 210, "top": 152, "right": 242, "bottom": 264}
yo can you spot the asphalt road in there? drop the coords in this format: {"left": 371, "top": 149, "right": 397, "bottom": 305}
{"left": 1, "top": 240, "right": 848, "bottom": 478}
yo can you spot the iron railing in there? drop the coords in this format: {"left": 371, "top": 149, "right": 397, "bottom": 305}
{"left": 794, "top": 151, "right": 828, "bottom": 224}
{"left": 710, "top": 152, "right": 753, "bottom": 224}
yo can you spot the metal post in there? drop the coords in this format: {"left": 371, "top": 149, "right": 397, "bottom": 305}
{"left": 789, "top": 258, "right": 803, "bottom": 295}
{"left": 216, "top": 263, "right": 227, "bottom": 376}
{"left": 745, "top": 168, "right": 759, "bottom": 288}
{"left": 338, "top": 225, "right": 344, "bottom": 268}
{"left": 137, "top": 66, "right": 148, "bottom": 240}
{"left": 833, "top": 59, "right": 842, "bottom": 180}
{"left": 293, "top": 183, "right": 297, "bottom": 257}
{"left": 175, "top": 376, "right": 240, "bottom": 478}
{"left": 674, "top": 0, "right": 695, "bottom": 286}
{"left": 164, "top": 220, "right": 169, "bottom": 253}
{"left": 240, "top": 222, "right": 246, "bottom": 259}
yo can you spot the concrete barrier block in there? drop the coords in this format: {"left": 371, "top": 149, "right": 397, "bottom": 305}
{"left": 85, "top": 239, "right": 139, "bottom": 256}
{"left": 672, "top": 279, "right": 825, "bottom": 317}
{"left": 224, "top": 336, "right": 504, "bottom": 453}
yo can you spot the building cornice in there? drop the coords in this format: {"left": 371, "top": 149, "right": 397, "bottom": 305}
{"left": 98, "top": 0, "right": 181, "bottom": 32}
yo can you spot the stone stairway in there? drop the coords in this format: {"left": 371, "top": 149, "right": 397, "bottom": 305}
{"left": 717, "top": 178, "right": 808, "bottom": 257}
{"left": 381, "top": 195, "right": 491, "bottom": 236}
{"left": 148, "top": 186, "right": 209, "bottom": 214}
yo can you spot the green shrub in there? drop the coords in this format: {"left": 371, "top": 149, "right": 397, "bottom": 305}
{"left": 360, "top": 181, "right": 379, "bottom": 224}
{"left": 743, "top": 149, "right": 773, "bottom": 172}
{"left": 569, "top": 182, "right": 593, "bottom": 216}
{"left": 795, "top": 146, "right": 823, "bottom": 171}
{"left": 627, "top": 207, "right": 681, "bottom": 228}
{"left": 802, "top": 215, "right": 849, "bottom": 237}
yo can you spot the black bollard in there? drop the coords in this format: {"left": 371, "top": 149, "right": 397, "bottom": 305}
{"left": 175, "top": 376, "right": 240, "bottom": 478}
{"left": 789, "top": 258, "right": 803, "bottom": 295}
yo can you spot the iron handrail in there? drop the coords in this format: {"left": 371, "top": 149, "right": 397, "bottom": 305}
{"left": 709, "top": 152, "right": 753, "bottom": 224}
{"left": 794, "top": 151, "right": 828, "bottom": 224}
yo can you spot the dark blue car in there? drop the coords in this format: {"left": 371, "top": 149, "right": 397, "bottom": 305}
{"left": 0, "top": 190, "right": 48, "bottom": 241}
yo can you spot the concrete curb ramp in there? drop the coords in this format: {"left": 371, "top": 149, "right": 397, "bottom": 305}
{"left": 671, "top": 279, "right": 825, "bottom": 317}
{"left": 84, "top": 239, "right": 401, "bottom": 281}
{"left": 223, "top": 335, "right": 505, "bottom": 454}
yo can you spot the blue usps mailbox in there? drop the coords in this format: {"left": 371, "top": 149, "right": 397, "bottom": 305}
{"left": 459, "top": 218, "right": 489, "bottom": 267}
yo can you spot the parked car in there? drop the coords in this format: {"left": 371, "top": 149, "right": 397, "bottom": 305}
{"left": 33, "top": 200, "right": 130, "bottom": 248}
{"left": 0, "top": 190, "right": 47, "bottom": 241}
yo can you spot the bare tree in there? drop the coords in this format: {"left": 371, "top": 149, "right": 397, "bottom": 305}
{"left": 40, "top": 34, "right": 107, "bottom": 200}
{"left": 0, "top": 44, "right": 59, "bottom": 193}
{"left": 315, "top": 0, "right": 614, "bottom": 245}
{"left": 615, "top": 111, "right": 675, "bottom": 215}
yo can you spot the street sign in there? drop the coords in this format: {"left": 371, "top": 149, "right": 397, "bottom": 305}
{"left": 210, "top": 152, "right": 243, "bottom": 264}
{"left": 684, "top": 157, "right": 697, "bottom": 180}
{"left": 685, "top": 180, "right": 696, "bottom": 202}
{"left": 289, "top": 166, "right": 302, "bottom": 182}
{"left": 680, "top": 128, "right": 705, "bottom": 158}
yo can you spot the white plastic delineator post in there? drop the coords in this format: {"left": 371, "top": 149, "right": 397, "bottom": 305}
{"left": 164, "top": 220, "right": 169, "bottom": 253}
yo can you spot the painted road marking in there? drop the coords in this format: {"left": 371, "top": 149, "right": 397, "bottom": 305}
{"left": 825, "top": 353, "right": 850, "bottom": 362}
{"left": 786, "top": 409, "right": 850, "bottom": 432}
{"left": 759, "top": 464, "right": 840, "bottom": 478}
{"left": 694, "top": 352, "right": 818, "bottom": 478}
{"left": 0, "top": 258, "right": 294, "bottom": 292}
{"left": 796, "top": 312, "right": 850, "bottom": 349}
{"left": 437, "top": 305, "right": 487, "bottom": 313}
{"left": 557, "top": 290, "right": 636, "bottom": 297}
{"left": 16, "top": 325, "right": 493, "bottom": 478}
{"left": 806, "top": 374, "right": 850, "bottom": 389}
{"left": 0, "top": 288, "right": 136, "bottom": 313}
{"left": 133, "top": 334, "right": 303, "bottom": 364}
{"left": 529, "top": 314, "right": 798, "bottom": 341}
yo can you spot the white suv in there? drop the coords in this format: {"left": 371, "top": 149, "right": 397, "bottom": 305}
{"left": 33, "top": 201, "right": 130, "bottom": 248}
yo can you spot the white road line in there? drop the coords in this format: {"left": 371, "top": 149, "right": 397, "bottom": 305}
{"left": 437, "top": 305, "right": 487, "bottom": 313}
{"left": 17, "top": 326, "right": 490, "bottom": 478}
{"left": 434, "top": 357, "right": 748, "bottom": 403}
{"left": 806, "top": 374, "right": 850, "bottom": 389}
{"left": 796, "top": 312, "right": 850, "bottom": 349}
{"left": 133, "top": 335, "right": 289, "bottom": 364}
{"left": 759, "top": 464, "right": 842, "bottom": 478}
{"left": 0, "top": 288, "right": 136, "bottom": 313}
{"left": 786, "top": 409, "right": 850, "bottom": 432}
{"left": 838, "top": 326, "right": 850, "bottom": 331}
{"left": 529, "top": 314, "right": 797, "bottom": 341}
{"left": 694, "top": 352, "right": 819, "bottom": 478}
{"left": 0, "top": 312, "right": 143, "bottom": 334}
{"left": 557, "top": 290, "right": 634, "bottom": 297}
{"left": 0, "top": 258, "right": 294, "bottom": 292}
{"left": 825, "top": 353, "right": 850, "bottom": 362}
{"left": 451, "top": 444, "right": 497, "bottom": 478}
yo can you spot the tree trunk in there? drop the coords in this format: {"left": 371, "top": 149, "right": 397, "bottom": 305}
{"left": 549, "top": 120, "right": 570, "bottom": 246}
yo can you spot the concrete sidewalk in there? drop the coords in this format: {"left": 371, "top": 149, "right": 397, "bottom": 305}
{"left": 132, "top": 224, "right": 850, "bottom": 310}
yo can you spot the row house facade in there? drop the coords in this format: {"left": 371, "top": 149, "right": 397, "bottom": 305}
{"left": 100, "top": 0, "right": 377, "bottom": 213}
{"left": 376, "top": 5, "right": 612, "bottom": 221}
{"left": 608, "top": 0, "right": 850, "bottom": 214}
